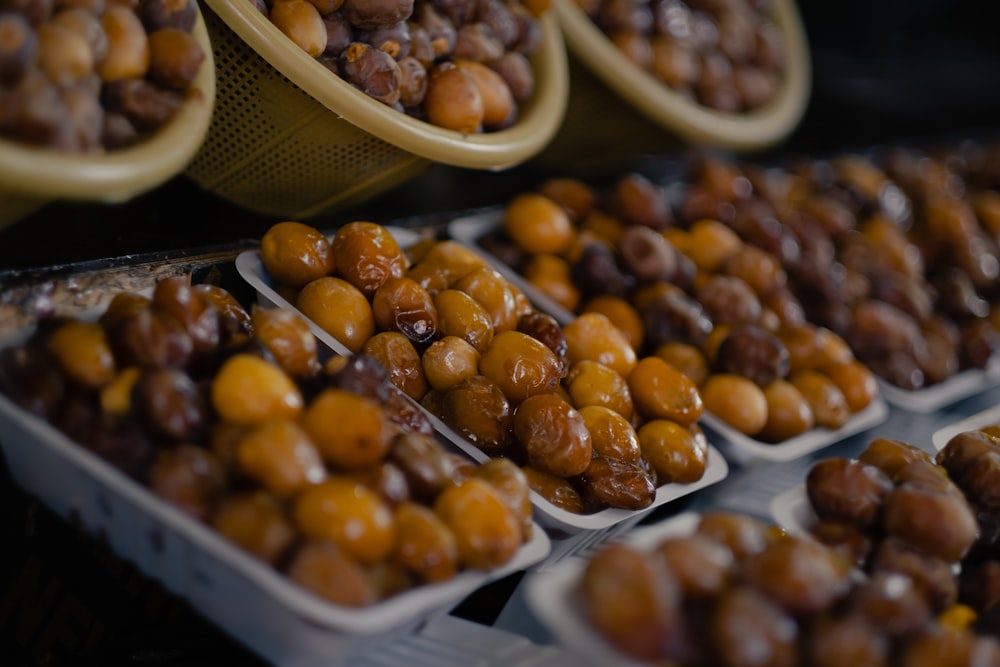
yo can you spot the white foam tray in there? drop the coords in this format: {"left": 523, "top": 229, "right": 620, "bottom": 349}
{"left": 523, "top": 512, "right": 701, "bottom": 667}
{"left": 236, "top": 226, "right": 730, "bottom": 539}
{"left": 768, "top": 484, "right": 814, "bottom": 539}
{"left": 931, "top": 403, "right": 1000, "bottom": 452}
{"left": 0, "top": 327, "right": 551, "bottom": 667}
{"left": 877, "top": 356, "right": 1000, "bottom": 414}
{"left": 701, "top": 397, "right": 889, "bottom": 465}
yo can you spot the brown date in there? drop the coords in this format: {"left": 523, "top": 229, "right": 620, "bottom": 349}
{"left": 387, "top": 431, "right": 457, "bottom": 503}
{"left": 574, "top": 456, "right": 656, "bottom": 511}
{"left": 805, "top": 457, "right": 893, "bottom": 527}
{"left": 130, "top": 367, "right": 205, "bottom": 443}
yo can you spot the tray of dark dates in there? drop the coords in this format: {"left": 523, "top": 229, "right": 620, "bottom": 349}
{"left": 0, "top": 275, "right": 552, "bottom": 666}
{"left": 236, "top": 217, "right": 729, "bottom": 552}
{"left": 450, "top": 171, "right": 890, "bottom": 464}
{"left": 772, "top": 434, "right": 1000, "bottom": 638}
{"left": 527, "top": 504, "right": 1000, "bottom": 667}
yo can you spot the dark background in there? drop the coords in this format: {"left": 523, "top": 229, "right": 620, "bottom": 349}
{"left": 4, "top": 1, "right": 1000, "bottom": 665}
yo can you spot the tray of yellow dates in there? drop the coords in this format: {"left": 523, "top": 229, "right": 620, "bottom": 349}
{"left": 236, "top": 218, "right": 729, "bottom": 546}
{"left": 676, "top": 148, "right": 1000, "bottom": 415}
{"left": 524, "top": 508, "right": 1000, "bottom": 667}
{"left": 0, "top": 277, "right": 551, "bottom": 667}
{"left": 447, "top": 172, "right": 889, "bottom": 465}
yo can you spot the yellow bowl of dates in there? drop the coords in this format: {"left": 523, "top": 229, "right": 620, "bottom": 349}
{"left": 183, "top": 0, "right": 569, "bottom": 220}
{"left": 0, "top": 3, "right": 216, "bottom": 229}
{"left": 550, "top": 0, "right": 810, "bottom": 152}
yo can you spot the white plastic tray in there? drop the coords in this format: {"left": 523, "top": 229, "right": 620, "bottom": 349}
{"left": 877, "top": 356, "right": 1000, "bottom": 414}
{"left": 530, "top": 443, "right": 727, "bottom": 556}
{"left": 768, "top": 484, "right": 814, "bottom": 539}
{"left": 450, "top": 212, "right": 891, "bottom": 465}
{"left": 523, "top": 512, "right": 701, "bottom": 667}
{"left": 377, "top": 613, "right": 578, "bottom": 667}
{"left": 236, "top": 227, "right": 730, "bottom": 538}
{"left": 0, "top": 337, "right": 550, "bottom": 667}
{"left": 701, "top": 397, "right": 889, "bottom": 465}
{"left": 931, "top": 403, "right": 1000, "bottom": 452}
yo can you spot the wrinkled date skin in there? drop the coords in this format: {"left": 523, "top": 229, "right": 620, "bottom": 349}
{"left": 574, "top": 456, "right": 656, "bottom": 511}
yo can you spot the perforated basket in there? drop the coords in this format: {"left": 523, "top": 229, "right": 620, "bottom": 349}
{"left": 184, "top": 1, "right": 569, "bottom": 221}
{"left": 543, "top": 0, "right": 811, "bottom": 163}
{"left": 0, "top": 10, "right": 216, "bottom": 230}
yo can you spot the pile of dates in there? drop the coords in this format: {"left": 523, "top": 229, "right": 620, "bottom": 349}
{"left": 578, "top": 509, "right": 1000, "bottom": 666}
{"left": 477, "top": 171, "right": 880, "bottom": 441}
{"left": 807, "top": 439, "right": 977, "bottom": 608}
{"left": 258, "top": 218, "right": 712, "bottom": 515}
{"left": 678, "top": 145, "right": 1000, "bottom": 392}
{"left": 253, "top": 0, "right": 547, "bottom": 133}
{"left": 806, "top": 426, "right": 1000, "bottom": 628}
{"left": 938, "top": 426, "right": 1000, "bottom": 619}
{"left": 0, "top": 0, "right": 206, "bottom": 152}
{"left": 0, "top": 277, "right": 537, "bottom": 607}
{"left": 805, "top": 432, "right": 1000, "bottom": 646}
{"left": 576, "top": 0, "right": 787, "bottom": 112}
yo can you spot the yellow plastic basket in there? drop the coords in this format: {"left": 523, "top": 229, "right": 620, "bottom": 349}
{"left": 184, "top": 1, "right": 570, "bottom": 221}
{"left": 549, "top": 0, "right": 811, "bottom": 156}
{"left": 0, "top": 11, "right": 217, "bottom": 231}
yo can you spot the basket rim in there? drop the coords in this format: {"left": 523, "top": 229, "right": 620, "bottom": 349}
{"left": 202, "top": 0, "right": 570, "bottom": 171}
{"left": 553, "top": 0, "right": 811, "bottom": 151}
{"left": 0, "top": 11, "right": 217, "bottom": 202}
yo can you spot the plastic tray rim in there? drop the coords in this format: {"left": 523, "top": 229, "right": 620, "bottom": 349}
{"left": 523, "top": 512, "right": 702, "bottom": 667}
{"left": 930, "top": 403, "right": 1000, "bottom": 452}
{"left": 877, "top": 356, "right": 1000, "bottom": 413}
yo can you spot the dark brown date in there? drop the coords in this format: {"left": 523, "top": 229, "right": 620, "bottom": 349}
{"left": 130, "top": 367, "right": 206, "bottom": 443}
{"left": 387, "top": 431, "right": 457, "bottom": 502}
{"left": 516, "top": 311, "right": 569, "bottom": 375}
{"left": 714, "top": 324, "right": 789, "bottom": 387}
{"left": 148, "top": 444, "right": 226, "bottom": 522}
{"left": 805, "top": 457, "right": 893, "bottom": 527}
{"left": 106, "top": 305, "right": 193, "bottom": 370}
{"left": 573, "top": 456, "right": 655, "bottom": 511}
